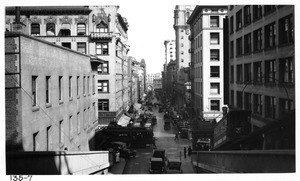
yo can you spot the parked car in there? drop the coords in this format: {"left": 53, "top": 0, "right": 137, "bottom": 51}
{"left": 166, "top": 159, "right": 183, "bottom": 174}
{"left": 149, "top": 157, "right": 167, "bottom": 174}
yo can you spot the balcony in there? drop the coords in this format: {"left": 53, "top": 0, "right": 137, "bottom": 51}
{"left": 90, "top": 32, "right": 113, "bottom": 40}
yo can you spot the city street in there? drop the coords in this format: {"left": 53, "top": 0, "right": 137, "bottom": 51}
{"left": 123, "top": 98, "right": 194, "bottom": 174}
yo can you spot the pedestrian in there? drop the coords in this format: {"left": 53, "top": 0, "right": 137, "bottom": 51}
{"left": 184, "top": 147, "right": 187, "bottom": 158}
{"left": 188, "top": 146, "right": 192, "bottom": 156}
{"left": 152, "top": 137, "right": 157, "bottom": 149}
{"left": 174, "top": 133, "right": 179, "bottom": 141}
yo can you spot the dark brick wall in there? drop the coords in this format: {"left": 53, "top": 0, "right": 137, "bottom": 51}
{"left": 5, "top": 36, "right": 22, "bottom": 151}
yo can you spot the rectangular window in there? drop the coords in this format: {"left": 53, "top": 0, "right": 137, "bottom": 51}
{"left": 264, "top": 5, "right": 276, "bottom": 16}
{"left": 77, "top": 76, "right": 79, "bottom": 96}
{"left": 230, "top": 16, "right": 234, "bottom": 34}
{"left": 253, "top": 62, "right": 262, "bottom": 83}
{"left": 279, "top": 57, "right": 294, "bottom": 84}
{"left": 253, "top": 28, "right": 263, "bottom": 52}
{"left": 61, "top": 42, "right": 71, "bottom": 49}
{"left": 77, "top": 23, "right": 86, "bottom": 35}
{"left": 279, "top": 98, "right": 294, "bottom": 116}
{"left": 210, "top": 49, "right": 219, "bottom": 61}
{"left": 253, "top": 94, "right": 262, "bottom": 115}
{"left": 236, "top": 37, "right": 243, "bottom": 56}
{"left": 230, "top": 66, "right": 234, "bottom": 83}
{"left": 236, "top": 9, "right": 243, "bottom": 31}
{"left": 77, "top": 112, "right": 81, "bottom": 134}
{"left": 92, "top": 75, "right": 95, "bottom": 94}
{"left": 59, "top": 120, "right": 64, "bottom": 147}
{"left": 244, "top": 92, "right": 252, "bottom": 111}
{"left": 96, "top": 42, "right": 109, "bottom": 55}
{"left": 98, "top": 99, "right": 109, "bottom": 111}
{"left": 265, "top": 60, "right": 276, "bottom": 83}
{"left": 210, "top": 66, "right": 220, "bottom": 78}
{"left": 46, "top": 126, "right": 52, "bottom": 151}
{"left": 46, "top": 23, "right": 55, "bottom": 36}
{"left": 236, "top": 64, "right": 243, "bottom": 83}
{"left": 230, "top": 41, "right": 234, "bottom": 58}
{"left": 33, "top": 132, "right": 39, "bottom": 151}
{"left": 279, "top": 14, "right": 294, "bottom": 45}
{"left": 83, "top": 76, "right": 86, "bottom": 95}
{"left": 211, "top": 100, "right": 220, "bottom": 111}
{"left": 31, "top": 24, "right": 40, "bottom": 36}
{"left": 253, "top": 5, "right": 262, "bottom": 21}
{"left": 237, "top": 91, "right": 243, "bottom": 108}
{"left": 32, "top": 76, "right": 38, "bottom": 106}
{"left": 210, "top": 33, "right": 219, "bottom": 44}
{"left": 69, "top": 76, "right": 72, "bottom": 98}
{"left": 210, "top": 16, "right": 219, "bottom": 27}
{"left": 244, "top": 5, "right": 251, "bottom": 26}
{"left": 210, "top": 83, "right": 220, "bottom": 94}
{"left": 87, "top": 76, "right": 90, "bottom": 94}
{"left": 98, "top": 80, "right": 109, "bottom": 93}
{"left": 244, "top": 63, "right": 252, "bottom": 82}
{"left": 265, "top": 96, "right": 276, "bottom": 119}
{"left": 265, "top": 22, "right": 276, "bottom": 49}
{"left": 77, "top": 42, "right": 86, "bottom": 54}
{"left": 244, "top": 33, "right": 251, "bottom": 54}
{"left": 230, "top": 90, "right": 234, "bottom": 106}
{"left": 46, "top": 76, "right": 50, "bottom": 104}
{"left": 69, "top": 115, "right": 73, "bottom": 139}
{"left": 59, "top": 76, "right": 63, "bottom": 101}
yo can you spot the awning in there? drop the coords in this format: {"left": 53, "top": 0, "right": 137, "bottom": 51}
{"left": 133, "top": 103, "right": 142, "bottom": 111}
{"left": 117, "top": 114, "right": 131, "bottom": 127}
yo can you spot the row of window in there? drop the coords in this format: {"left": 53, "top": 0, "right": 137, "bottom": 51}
{"left": 31, "top": 75, "right": 95, "bottom": 108}
{"left": 60, "top": 42, "right": 109, "bottom": 56}
{"left": 193, "top": 81, "right": 221, "bottom": 96}
{"left": 33, "top": 103, "right": 96, "bottom": 151}
{"left": 30, "top": 22, "right": 109, "bottom": 36}
{"left": 230, "top": 57, "right": 294, "bottom": 85}
{"left": 230, "top": 14, "right": 293, "bottom": 57}
{"left": 231, "top": 90, "right": 293, "bottom": 119}
{"left": 230, "top": 5, "right": 282, "bottom": 33}
{"left": 193, "top": 66, "right": 220, "bottom": 79}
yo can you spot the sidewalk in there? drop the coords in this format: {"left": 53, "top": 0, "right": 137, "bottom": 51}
{"left": 107, "top": 158, "right": 127, "bottom": 174}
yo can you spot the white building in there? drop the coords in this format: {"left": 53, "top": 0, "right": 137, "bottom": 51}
{"left": 188, "top": 6, "right": 228, "bottom": 122}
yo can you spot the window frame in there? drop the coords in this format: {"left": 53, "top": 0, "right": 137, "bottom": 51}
{"left": 98, "top": 99, "right": 109, "bottom": 111}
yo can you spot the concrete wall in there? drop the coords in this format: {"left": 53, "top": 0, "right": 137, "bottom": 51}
{"left": 7, "top": 151, "right": 110, "bottom": 175}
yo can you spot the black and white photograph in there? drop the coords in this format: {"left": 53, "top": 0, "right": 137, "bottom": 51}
{"left": 1, "top": 0, "right": 298, "bottom": 180}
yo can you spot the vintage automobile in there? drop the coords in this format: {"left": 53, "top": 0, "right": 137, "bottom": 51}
{"left": 164, "top": 120, "right": 171, "bottom": 130}
{"left": 166, "top": 159, "right": 183, "bottom": 174}
{"left": 149, "top": 157, "right": 167, "bottom": 174}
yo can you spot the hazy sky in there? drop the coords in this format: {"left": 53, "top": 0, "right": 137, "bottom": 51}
{"left": 118, "top": 2, "right": 175, "bottom": 74}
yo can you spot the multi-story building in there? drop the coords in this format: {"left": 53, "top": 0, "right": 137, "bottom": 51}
{"left": 5, "top": 31, "right": 101, "bottom": 152}
{"left": 5, "top": 6, "right": 130, "bottom": 126}
{"left": 227, "top": 5, "right": 295, "bottom": 129}
{"left": 187, "top": 6, "right": 228, "bottom": 122}
{"left": 162, "top": 40, "right": 175, "bottom": 96}
{"left": 173, "top": 5, "right": 195, "bottom": 111}
{"left": 153, "top": 78, "right": 162, "bottom": 90}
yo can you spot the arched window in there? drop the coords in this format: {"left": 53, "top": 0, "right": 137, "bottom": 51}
{"left": 59, "top": 23, "right": 71, "bottom": 36}
{"left": 77, "top": 23, "right": 86, "bottom": 35}
{"left": 46, "top": 23, "right": 55, "bottom": 36}
{"left": 96, "top": 21, "right": 108, "bottom": 33}
{"left": 31, "top": 23, "right": 40, "bottom": 36}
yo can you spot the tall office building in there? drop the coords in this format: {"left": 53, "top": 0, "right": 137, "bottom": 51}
{"left": 188, "top": 6, "right": 228, "bottom": 122}
{"left": 227, "top": 5, "right": 295, "bottom": 129}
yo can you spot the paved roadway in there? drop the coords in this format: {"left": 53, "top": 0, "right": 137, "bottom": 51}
{"left": 123, "top": 98, "right": 195, "bottom": 174}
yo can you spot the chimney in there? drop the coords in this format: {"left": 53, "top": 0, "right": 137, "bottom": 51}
{"left": 12, "top": 6, "right": 27, "bottom": 33}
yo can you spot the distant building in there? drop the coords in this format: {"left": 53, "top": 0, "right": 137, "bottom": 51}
{"left": 173, "top": 5, "right": 195, "bottom": 111}
{"left": 153, "top": 78, "right": 162, "bottom": 90}
{"left": 227, "top": 5, "right": 295, "bottom": 128}
{"left": 188, "top": 6, "right": 228, "bottom": 122}
{"left": 162, "top": 40, "right": 175, "bottom": 93}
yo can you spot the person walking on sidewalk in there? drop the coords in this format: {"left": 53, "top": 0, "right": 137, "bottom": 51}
{"left": 188, "top": 146, "right": 192, "bottom": 156}
{"left": 184, "top": 147, "right": 187, "bottom": 158}
{"left": 174, "top": 133, "right": 179, "bottom": 141}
